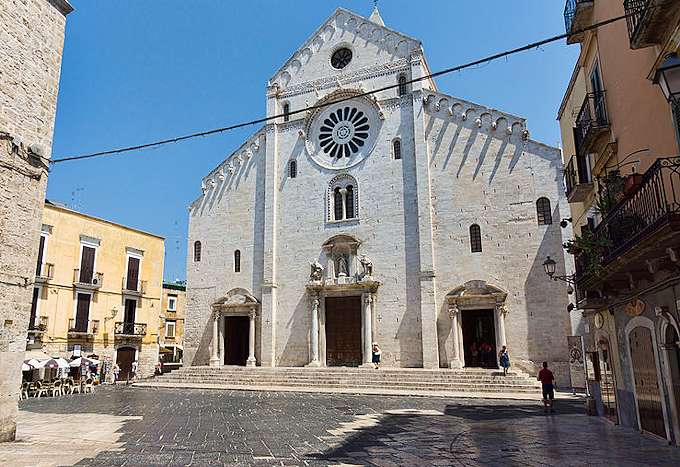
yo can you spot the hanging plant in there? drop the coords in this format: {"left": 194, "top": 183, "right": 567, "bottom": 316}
{"left": 563, "top": 229, "right": 612, "bottom": 278}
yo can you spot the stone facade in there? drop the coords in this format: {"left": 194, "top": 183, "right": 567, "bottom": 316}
{"left": 185, "top": 8, "right": 573, "bottom": 385}
{"left": 0, "top": 0, "right": 72, "bottom": 442}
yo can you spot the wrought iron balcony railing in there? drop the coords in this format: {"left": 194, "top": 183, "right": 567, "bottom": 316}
{"left": 564, "top": 0, "right": 594, "bottom": 43}
{"left": 575, "top": 91, "right": 609, "bottom": 156}
{"left": 565, "top": 154, "right": 594, "bottom": 202}
{"left": 114, "top": 321, "right": 147, "bottom": 336}
{"left": 34, "top": 263, "right": 54, "bottom": 282}
{"left": 575, "top": 157, "right": 680, "bottom": 281}
{"left": 625, "top": 0, "right": 680, "bottom": 48}
{"left": 67, "top": 318, "right": 99, "bottom": 335}
{"left": 29, "top": 316, "right": 48, "bottom": 332}
{"left": 122, "top": 276, "right": 147, "bottom": 295}
{"left": 73, "top": 269, "right": 103, "bottom": 289}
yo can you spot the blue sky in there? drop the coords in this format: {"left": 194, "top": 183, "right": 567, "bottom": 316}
{"left": 49, "top": 1, "right": 578, "bottom": 281}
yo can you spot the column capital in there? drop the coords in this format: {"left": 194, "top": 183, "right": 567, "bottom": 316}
{"left": 448, "top": 303, "right": 459, "bottom": 319}
{"left": 248, "top": 309, "right": 257, "bottom": 320}
{"left": 364, "top": 295, "right": 373, "bottom": 305}
{"left": 496, "top": 303, "right": 509, "bottom": 316}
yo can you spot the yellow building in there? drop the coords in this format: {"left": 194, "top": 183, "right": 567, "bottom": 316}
{"left": 160, "top": 282, "right": 186, "bottom": 370}
{"left": 27, "top": 200, "right": 165, "bottom": 380}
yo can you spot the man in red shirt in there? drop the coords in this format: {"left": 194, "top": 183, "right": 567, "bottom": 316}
{"left": 537, "top": 361, "right": 555, "bottom": 413}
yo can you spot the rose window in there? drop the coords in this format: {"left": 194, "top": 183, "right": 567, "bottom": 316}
{"left": 318, "top": 107, "right": 370, "bottom": 159}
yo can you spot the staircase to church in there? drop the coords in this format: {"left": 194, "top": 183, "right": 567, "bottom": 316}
{"left": 139, "top": 366, "right": 543, "bottom": 399}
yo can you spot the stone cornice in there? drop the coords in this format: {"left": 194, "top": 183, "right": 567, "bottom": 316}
{"left": 48, "top": 0, "right": 74, "bottom": 15}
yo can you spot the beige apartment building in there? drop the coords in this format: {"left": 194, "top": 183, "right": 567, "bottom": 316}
{"left": 28, "top": 201, "right": 165, "bottom": 380}
{"left": 160, "top": 282, "right": 186, "bottom": 370}
{"left": 558, "top": 0, "right": 680, "bottom": 444}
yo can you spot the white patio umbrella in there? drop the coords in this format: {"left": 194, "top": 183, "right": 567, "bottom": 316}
{"left": 69, "top": 356, "right": 100, "bottom": 367}
{"left": 35, "top": 358, "right": 70, "bottom": 369}
{"left": 22, "top": 362, "right": 33, "bottom": 371}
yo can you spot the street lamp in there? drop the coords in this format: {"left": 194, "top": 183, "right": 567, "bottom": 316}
{"left": 543, "top": 256, "right": 557, "bottom": 278}
{"left": 542, "top": 255, "right": 575, "bottom": 290}
{"left": 653, "top": 53, "right": 680, "bottom": 103}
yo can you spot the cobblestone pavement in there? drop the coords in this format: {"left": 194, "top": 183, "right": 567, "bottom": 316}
{"left": 16, "top": 386, "right": 680, "bottom": 466}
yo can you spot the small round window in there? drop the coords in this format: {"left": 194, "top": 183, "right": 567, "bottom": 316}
{"left": 331, "top": 47, "right": 352, "bottom": 69}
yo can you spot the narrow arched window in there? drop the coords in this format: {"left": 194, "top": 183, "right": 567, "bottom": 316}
{"left": 289, "top": 160, "right": 297, "bottom": 178}
{"left": 393, "top": 139, "right": 402, "bottom": 160}
{"left": 346, "top": 185, "right": 355, "bottom": 219}
{"left": 398, "top": 74, "right": 408, "bottom": 96}
{"left": 536, "top": 197, "right": 553, "bottom": 225}
{"left": 469, "top": 225, "right": 482, "bottom": 253}
{"left": 283, "top": 103, "right": 290, "bottom": 122}
{"left": 334, "top": 187, "right": 343, "bottom": 220}
{"left": 234, "top": 250, "right": 241, "bottom": 273}
{"left": 193, "top": 241, "right": 202, "bottom": 262}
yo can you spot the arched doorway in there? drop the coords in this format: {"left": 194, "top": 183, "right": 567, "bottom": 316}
{"left": 596, "top": 336, "right": 618, "bottom": 423}
{"left": 116, "top": 346, "right": 136, "bottom": 381}
{"left": 628, "top": 326, "right": 666, "bottom": 438}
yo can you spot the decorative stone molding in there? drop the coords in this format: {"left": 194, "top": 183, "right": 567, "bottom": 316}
{"left": 446, "top": 280, "right": 508, "bottom": 310}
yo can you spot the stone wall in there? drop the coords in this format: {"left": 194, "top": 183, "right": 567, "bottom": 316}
{"left": 0, "top": 0, "right": 71, "bottom": 442}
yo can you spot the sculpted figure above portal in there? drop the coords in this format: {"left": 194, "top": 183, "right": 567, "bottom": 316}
{"left": 309, "top": 259, "right": 324, "bottom": 282}
{"left": 359, "top": 254, "right": 373, "bottom": 279}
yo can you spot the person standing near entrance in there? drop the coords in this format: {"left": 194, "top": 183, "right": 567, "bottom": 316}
{"left": 538, "top": 361, "right": 555, "bottom": 413}
{"left": 112, "top": 363, "right": 120, "bottom": 385}
{"left": 372, "top": 343, "right": 382, "bottom": 369}
{"left": 131, "top": 360, "right": 138, "bottom": 382}
{"left": 498, "top": 346, "right": 510, "bottom": 376}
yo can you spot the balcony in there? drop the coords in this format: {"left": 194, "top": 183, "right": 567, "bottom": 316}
{"left": 73, "top": 269, "right": 103, "bottom": 290}
{"left": 625, "top": 0, "right": 680, "bottom": 49}
{"left": 122, "top": 276, "right": 147, "bottom": 296}
{"left": 575, "top": 91, "right": 609, "bottom": 157}
{"left": 114, "top": 321, "right": 147, "bottom": 337}
{"left": 28, "top": 316, "right": 48, "bottom": 333}
{"left": 565, "top": 154, "right": 594, "bottom": 202}
{"left": 67, "top": 318, "right": 99, "bottom": 338}
{"left": 34, "top": 263, "right": 54, "bottom": 283}
{"left": 575, "top": 157, "right": 680, "bottom": 289}
{"left": 564, "top": 0, "right": 594, "bottom": 44}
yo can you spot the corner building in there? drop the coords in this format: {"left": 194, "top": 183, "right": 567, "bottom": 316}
{"left": 185, "top": 8, "right": 573, "bottom": 384}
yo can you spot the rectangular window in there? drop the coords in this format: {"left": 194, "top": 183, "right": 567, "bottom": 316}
{"left": 36, "top": 235, "right": 46, "bottom": 276}
{"left": 75, "top": 293, "right": 91, "bottom": 332}
{"left": 79, "top": 245, "right": 96, "bottom": 283}
{"left": 29, "top": 287, "right": 40, "bottom": 329}
{"left": 168, "top": 295, "right": 177, "bottom": 311}
{"left": 165, "top": 320, "right": 176, "bottom": 338}
{"left": 126, "top": 256, "right": 141, "bottom": 291}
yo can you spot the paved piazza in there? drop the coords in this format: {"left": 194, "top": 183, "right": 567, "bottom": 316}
{"left": 6, "top": 386, "right": 680, "bottom": 466}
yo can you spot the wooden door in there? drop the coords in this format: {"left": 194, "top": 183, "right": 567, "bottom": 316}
{"left": 325, "top": 296, "right": 362, "bottom": 367}
{"left": 629, "top": 327, "right": 666, "bottom": 438}
{"left": 116, "top": 347, "right": 136, "bottom": 381}
{"left": 126, "top": 257, "right": 140, "bottom": 291}
{"left": 79, "top": 246, "right": 96, "bottom": 283}
{"left": 75, "top": 293, "right": 90, "bottom": 332}
{"left": 224, "top": 316, "right": 249, "bottom": 365}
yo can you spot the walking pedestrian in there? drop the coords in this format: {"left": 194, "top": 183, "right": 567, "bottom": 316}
{"left": 112, "top": 363, "right": 120, "bottom": 385}
{"left": 537, "top": 361, "right": 555, "bottom": 413}
{"left": 498, "top": 345, "right": 510, "bottom": 376}
{"left": 372, "top": 343, "right": 382, "bottom": 369}
{"left": 131, "top": 360, "right": 138, "bottom": 381}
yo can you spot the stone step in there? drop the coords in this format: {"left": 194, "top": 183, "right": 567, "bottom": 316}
{"left": 167, "top": 373, "right": 534, "bottom": 383}
{"left": 160, "top": 376, "right": 535, "bottom": 386}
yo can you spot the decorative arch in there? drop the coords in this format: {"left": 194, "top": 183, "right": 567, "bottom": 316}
{"left": 327, "top": 174, "right": 359, "bottom": 222}
{"left": 213, "top": 288, "right": 259, "bottom": 309}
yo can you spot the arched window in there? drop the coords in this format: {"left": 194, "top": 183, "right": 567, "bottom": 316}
{"left": 393, "top": 139, "right": 402, "bottom": 160}
{"left": 234, "top": 250, "right": 241, "bottom": 273}
{"left": 328, "top": 174, "right": 359, "bottom": 222}
{"left": 345, "top": 186, "right": 355, "bottom": 219}
{"left": 289, "top": 160, "right": 297, "bottom": 178}
{"left": 283, "top": 103, "right": 290, "bottom": 122}
{"left": 398, "top": 74, "right": 408, "bottom": 96}
{"left": 469, "top": 224, "right": 482, "bottom": 253}
{"left": 536, "top": 197, "right": 553, "bottom": 225}
{"left": 193, "top": 241, "right": 202, "bottom": 262}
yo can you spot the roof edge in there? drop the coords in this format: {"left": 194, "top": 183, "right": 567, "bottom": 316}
{"left": 48, "top": 0, "right": 74, "bottom": 15}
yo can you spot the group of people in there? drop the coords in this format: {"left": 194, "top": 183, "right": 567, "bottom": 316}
{"left": 110, "top": 360, "right": 137, "bottom": 384}
{"left": 469, "top": 341, "right": 498, "bottom": 368}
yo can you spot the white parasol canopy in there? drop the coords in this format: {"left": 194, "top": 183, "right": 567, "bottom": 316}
{"left": 69, "top": 356, "right": 100, "bottom": 367}
{"left": 35, "top": 357, "right": 70, "bottom": 369}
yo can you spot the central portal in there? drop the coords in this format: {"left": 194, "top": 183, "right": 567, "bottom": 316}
{"left": 325, "top": 296, "right": 362, "bottom": 367}
{"left": 461, "top": 309, "right": 497, "bottom": 368}
{"left": 223, "top": 316, "right": 249, "bottom": 365}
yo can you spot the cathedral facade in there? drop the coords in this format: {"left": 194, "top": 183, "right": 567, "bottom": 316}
{"left": 184, "top": 8, "right": 574, "bottom": 384}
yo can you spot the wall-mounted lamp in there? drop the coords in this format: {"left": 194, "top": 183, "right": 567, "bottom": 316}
{"left": 542, "top": 255, "right": 576, "bottom": 285}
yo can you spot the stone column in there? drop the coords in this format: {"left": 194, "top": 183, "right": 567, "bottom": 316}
{"left": 218, "top": 314, "right": 225, "bottom": 365}
{"left": 246, "top": 310, "right": 257, "bottom": 367}
{"left": 306, "top": 297, "right": 321, "bottom": 367}
{"left": 448, "top": 303, "right": 463, "bottom": 369}
{"left": 361, "top": 293, "right": 374, "bottom": 368}
{"left": 209, "top": 311, "right": 220, "bottom": 367}
{"left": 339, "top": 187, "right": 347, "bottom": 220}
{"left": 495, "top": 304, "right": 508, "bottom": 349}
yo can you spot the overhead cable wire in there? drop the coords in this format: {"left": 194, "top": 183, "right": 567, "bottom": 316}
{"left": 51, "top": 12, "right": 630, "bottom": 164}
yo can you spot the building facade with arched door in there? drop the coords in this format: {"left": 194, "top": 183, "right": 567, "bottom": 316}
{"left": 183, "top": 7, "right": 574, "bottom": 384}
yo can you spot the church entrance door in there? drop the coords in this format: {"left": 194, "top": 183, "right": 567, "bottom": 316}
{"left": 461, "top": 309, "right": 497, "bottom": 368}
{"left": 223, "top": 316, "right": 249, "bottom": 365}
{"left": 325, "top": 296, "right": 362, "bottom": 367}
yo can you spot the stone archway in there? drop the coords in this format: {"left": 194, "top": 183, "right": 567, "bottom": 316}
{"left": 656, "top": 306, "right": 680, "bottom": 445}
{"left": 446, "top": 281, "right": 508, "bottom": 369}
{"left": 209, "top": 288, "right": 259, "bottom": 367}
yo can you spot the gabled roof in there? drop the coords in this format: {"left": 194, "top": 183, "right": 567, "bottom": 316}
{"left": 268, "top": 7, "right": 421, "bottom": 85}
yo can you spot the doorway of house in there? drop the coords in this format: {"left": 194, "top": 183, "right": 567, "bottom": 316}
{"left": 629, "top": 326, "right": 666, "bottom": 438}
{"left": 116, "top": 347, "right": 136, "bottom": 381}
{"left": 461, "top": 309, "right": 497, "bottom": 368}
{"left": 223, "top": 316, "right": 249, "bottom": 365}
{"left": 325, "top": 296, "right": 362, "bottom": 367}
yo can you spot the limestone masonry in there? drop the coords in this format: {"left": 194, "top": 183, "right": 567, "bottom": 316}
{"left": 185, "top": 8, "right": 573, "bottom": 385}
